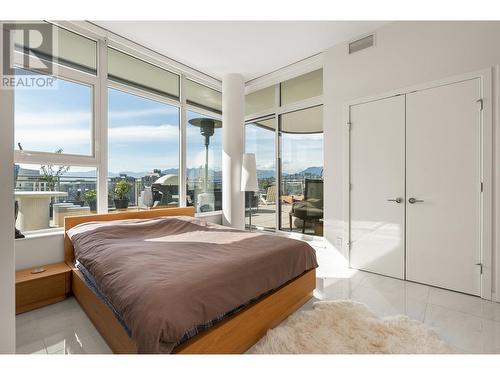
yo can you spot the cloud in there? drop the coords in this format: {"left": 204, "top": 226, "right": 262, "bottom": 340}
{"left": 186, "top": 148, "right": 222, "bottom": 169}
{"left": 108, "top": 107, "right": 179, "bottom": 120}
{"left": 15, "top": 123, "right": 180, "bottom": 152}
{"left": 16, "top": 111, "right": 91, "bottom": 128}
{"left": 109, "top": 124, "right": 179, "bottom": 142}
{"left": 108, "top": 155, "right": 179, "bottom": 174}
{"left": 15, "top": 128, "right": 91, "bottom": 149}
{"left": 16, "top": 107, "right": 180, "bottom": 130}
{"left": 257, "top": 161, "right": 275, "bottom": 170}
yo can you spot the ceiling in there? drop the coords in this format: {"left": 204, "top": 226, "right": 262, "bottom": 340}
{"left": 93, "top": 21, "right": 386, "bottom": 81}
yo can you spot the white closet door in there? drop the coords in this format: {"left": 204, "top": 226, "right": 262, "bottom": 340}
{"left": 406, "top": 79, "right": 481, "bottom": 295}
{"left": 349, "top": 95, "right": 405, "bottom": 278}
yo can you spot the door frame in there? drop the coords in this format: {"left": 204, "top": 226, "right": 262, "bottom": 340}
{"left": 343, "top": 68, "right": 493, "bottom": 300}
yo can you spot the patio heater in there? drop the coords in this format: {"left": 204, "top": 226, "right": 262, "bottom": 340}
{"left": 188, "top": 117, "right": 222, "bottom": 211}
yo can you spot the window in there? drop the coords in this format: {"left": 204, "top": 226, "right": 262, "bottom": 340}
{"left": 245, "top": 86, "right": 275, "bottom": 116}
{"left": 245, "top": 118, "right": 276, "bottom": 231}
{"left": 108, "top": 87, "right": 180, "bottom": 210}
{"left": 14, "top": 23, "right": 97, "bottom": 74}
{"left": 12, "top": 23, "right": 99, "bottom": 235}
{"left": 10, "top": 23, "right": 223, "bottom": 234}
{"left": 186, "top": 111, "right": 222, "bottom": 213}
{"left": 14, "top": 163, "right": 97, "bottom": 232}
{"left": 14, "top": 69, "right": 93, "bottom": 156}
{"left": 280, "top": 69, "right": 323, "bottom": 105}
{"left": 185, "top": 79, "right": 222, "bottom": 114}
{"left": 279, "top": 106, "right": 323, "bottom": 235}
{"left": 108, "top": 47, "right": 180, "bottom": 99}
{"left": 244, "top": 69, "right": 324, "bottom": 237}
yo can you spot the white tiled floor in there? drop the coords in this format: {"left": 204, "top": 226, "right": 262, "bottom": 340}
{"left": 16, "top": 298, "right": 112, "bottom": 354}
{"left": 310, "top": 244, "right": 500, "bottom": 354}
{"left": 16, "top": 244, "right": 500, "bottom": 354}
{"left": 314, "top": 272, "right": 500, "bottom": 354}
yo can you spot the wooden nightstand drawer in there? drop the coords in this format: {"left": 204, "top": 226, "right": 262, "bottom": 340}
{"left": 16, "top": 263, "right": 71, "bottom": 314}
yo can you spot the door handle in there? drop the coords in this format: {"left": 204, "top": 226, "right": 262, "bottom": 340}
{"left": 387, "top": 198, "right": 403, "bottom": 203}
{"left": 408, "top": 197, "right": 424, "bottom": 204}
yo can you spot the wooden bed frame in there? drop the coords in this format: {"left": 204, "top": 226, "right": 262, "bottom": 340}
{"left": 64, "top": 207, "right": 316, "bottom": 354}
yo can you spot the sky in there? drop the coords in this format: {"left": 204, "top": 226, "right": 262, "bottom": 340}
{"left": 15, "top": 75, "right": 322, "bottom": 177}
{"left": 245, "top": 123, "right": 323, "bottom": 174}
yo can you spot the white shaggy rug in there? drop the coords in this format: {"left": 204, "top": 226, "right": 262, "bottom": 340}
{"left": 250, "top": 300, "right": 450, "bottom": 354}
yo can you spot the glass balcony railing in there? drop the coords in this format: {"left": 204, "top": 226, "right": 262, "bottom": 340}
{"left": 14, "top": 172, "right": 223, "bottom": 233}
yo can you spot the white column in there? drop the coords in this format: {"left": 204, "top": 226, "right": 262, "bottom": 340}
{"left": 222, "top": 74, "right": 245, "bottom": 229}
{"left": 0, "top": 23, "right": 16, "bottom": 353}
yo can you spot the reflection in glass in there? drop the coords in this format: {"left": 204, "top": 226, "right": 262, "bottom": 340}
{"left": 245, "top": 118, "right": 276, "bottom": 231}
{"left": 186, "top": 111, "right": 223, "bottom": 213}
{"left": 279, "top": 106, "right": 324, "bottom": 236}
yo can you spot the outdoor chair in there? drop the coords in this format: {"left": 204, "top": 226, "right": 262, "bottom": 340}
{"left": 289, "top": 179, "right": 324, "bottom": 233}
{"left": 259, "top": 185, "right": 277, "bottom": 206}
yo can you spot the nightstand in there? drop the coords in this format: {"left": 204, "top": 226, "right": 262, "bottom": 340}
{"left": 16, "top": 262, "right": 71, "bottom": 314}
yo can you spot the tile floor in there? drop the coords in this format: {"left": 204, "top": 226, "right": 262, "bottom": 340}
{"left": 16, "top": 244, "right": 500, "bottom": 354}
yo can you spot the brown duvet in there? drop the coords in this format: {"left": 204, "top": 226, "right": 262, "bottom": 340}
{"left": 68, "top": 216, "right": 318, "bottom": 353}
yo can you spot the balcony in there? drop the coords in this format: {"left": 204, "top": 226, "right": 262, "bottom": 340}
{"left": 245, "top": 178, "right": 324, "bottom": 236}
{"left": 14, "top": 172, "right": 223, "bottom": 232}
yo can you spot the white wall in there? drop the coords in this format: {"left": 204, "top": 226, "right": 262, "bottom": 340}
{"left": 0, "top": 49, "right": 16, "bottom": 352}
{"left": 323, "top": 21, "right": 500, "bottom": 294}
{"left": 15, "top": 233, "right": 65, "bottom": 270}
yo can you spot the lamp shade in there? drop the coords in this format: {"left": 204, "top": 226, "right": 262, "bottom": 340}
{"left": 241, "top": 153, "right": 258, "bottom": 192}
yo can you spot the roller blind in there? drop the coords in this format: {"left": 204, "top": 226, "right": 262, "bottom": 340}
{"left": 108, "top": 47, "right": 180, "bottom": 99}
{"left": 185, "top": 79, "right": 222, "bottom": 113}
{"left": 280, "top": 69, "right": 323, "bottom": 105}
{"left": 14, "top": 23, "right": 97, "bottom": 74}
{"left": 280, "top": 105, "right": 323, "bottom": 134}
{"left": 251, "top": 117, "right": 275, "bottom": 131}
{"left": 245, "top": 86, "right": 275, "bottom": 116}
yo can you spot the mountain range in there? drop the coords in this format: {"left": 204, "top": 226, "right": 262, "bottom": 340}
{"left": 18, "top": 166, "right": 323, "bottom": 179}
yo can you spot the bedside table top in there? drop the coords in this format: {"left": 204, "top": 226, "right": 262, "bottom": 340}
{"left": 16, "top": 262, "right": 71, "bottom": 284}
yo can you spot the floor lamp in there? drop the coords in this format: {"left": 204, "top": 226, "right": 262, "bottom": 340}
{"left": 241, "top": 153, "right": 258, "bottom": 231}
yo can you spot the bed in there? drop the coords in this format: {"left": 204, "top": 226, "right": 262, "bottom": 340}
{"left": 64, "top": 207, "right": 317, "bottom": 354}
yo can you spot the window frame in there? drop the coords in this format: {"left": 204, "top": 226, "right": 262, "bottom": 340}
{"left": 106, "top": 80, "right": 182, "bottom": 209}
{"left": 13, "top": 45, "right": 100, "bottom": 166}
{"left": 244, "top": 69, "right": 324, "bottom": 238}
{"left": 244, "top": 114, "right": 277, "bottom": 231}
{"left": 12, "top": 21, "right": 223, "bottom": 234}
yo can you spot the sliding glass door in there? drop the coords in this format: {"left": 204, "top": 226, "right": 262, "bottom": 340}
{"left": 244, "top": 107, "right": 324, "bottom": 236}
{"left": 244, "top": 69, "right": 323, "bottom": 237}
{"left": 279, "top": 106, "right": 324, "bottom": 236}
{"left": 245, "top": 117, "right": 276, "bottom": 231}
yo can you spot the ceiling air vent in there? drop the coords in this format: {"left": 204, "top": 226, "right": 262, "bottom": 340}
{"left": 349, "top": 34, "right": 374, "bottom": 54}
